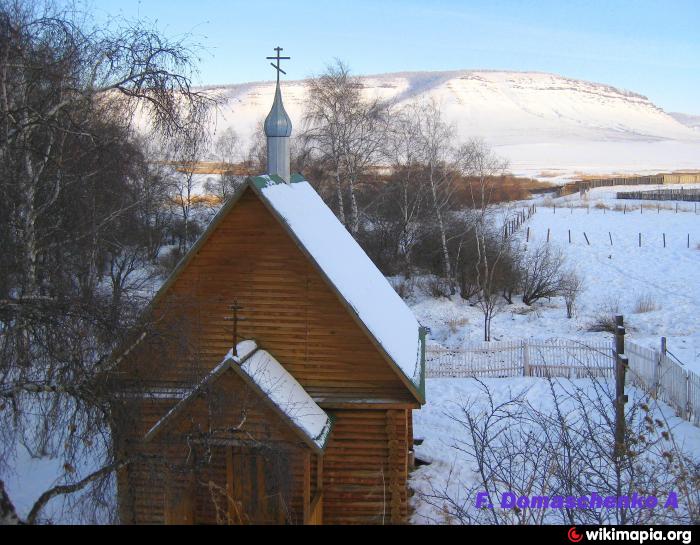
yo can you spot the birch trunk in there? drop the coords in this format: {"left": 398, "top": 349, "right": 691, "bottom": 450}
{"left": 428, "top": 165, "right": 452, "bottom": 286}
{"left": 348, "top": 174, "right": 360, "bottom": 235}
{"left": 334, "top": 168, "right": 346, "bottom": 225}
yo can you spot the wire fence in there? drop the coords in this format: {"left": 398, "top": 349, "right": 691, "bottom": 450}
{"left": 529, "top": 227, "right": 696, "bottom": 249}
{"left": 426, "top": 338, "right": 700, "bottom": 426}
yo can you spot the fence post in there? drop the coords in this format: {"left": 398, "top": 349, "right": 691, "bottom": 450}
{"left": 522, "top": 340, "right": 530, "bottom": 377}
{"left": 614, "top": 315, "right": 628, "bottom": 461}
{"left": 654, "top": 337, "right": 666, "bottom": 398}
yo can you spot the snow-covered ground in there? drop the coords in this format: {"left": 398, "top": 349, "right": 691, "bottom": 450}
{"left": 410, "top": 377, "right": 700, "bottom": 524}
{"left": 408, "top": 183, "right": 700, "bottom": 374}
{"left": 3, "top": 434, "right": 108, "bottom": 524}
{"left": 407, "top": 183, "right": 700, "bottom": 523}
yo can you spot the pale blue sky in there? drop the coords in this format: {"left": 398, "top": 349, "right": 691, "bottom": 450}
{"left": 90, "top": 0, "right": 700, "bottom": 114}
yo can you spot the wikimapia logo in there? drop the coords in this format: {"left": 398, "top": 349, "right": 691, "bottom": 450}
{"left": 568, "top": 527, "right": 584, "bottom": 543}
{"left": 567, "top": 527, "right": 693, "bottom": 544}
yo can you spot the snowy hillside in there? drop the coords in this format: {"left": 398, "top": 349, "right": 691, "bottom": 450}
{"left": 196, "top": 70, "right": 700, "bottom": 180}
{"left": 671, "top": 112, "right": 700, "bottom": 131}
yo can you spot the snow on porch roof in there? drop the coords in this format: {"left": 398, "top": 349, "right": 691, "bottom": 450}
{"left": 144, "top": 340, "right": 333, "bottom": 452}
{"left": 250, "top": 174, "right": 425, "bottom": 399}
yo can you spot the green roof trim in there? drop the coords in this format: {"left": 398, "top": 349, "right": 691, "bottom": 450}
{"left": 248, "top": 173, "right": 305, "bottom": 189}
{"left": 418, "top": 326, "right": 428, "bottom": 400}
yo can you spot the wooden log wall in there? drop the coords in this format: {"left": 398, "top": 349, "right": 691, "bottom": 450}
{"left": 321, "top": 409, "right": 409, "bottom": 524}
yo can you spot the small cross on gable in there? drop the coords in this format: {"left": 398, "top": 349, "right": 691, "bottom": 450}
{"left": 223, "top": 300, "right": 247, "bottom": 357}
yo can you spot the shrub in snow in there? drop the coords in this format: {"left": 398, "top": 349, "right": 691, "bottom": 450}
{"left": 561, "top": 269, "right": 583, "bottom": 319}
{"left": 633, "top": 293, "right": 660, "bottom": 314}
{"left": 587, "top": 299, "right": 622, "bottom": 333}
{"left": 519, "top": 243, "right": 567, "bottom": 306}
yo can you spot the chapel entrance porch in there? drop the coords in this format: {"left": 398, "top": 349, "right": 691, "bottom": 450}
{"left": 164, "top": 443, "right": 323, "bottom": 525}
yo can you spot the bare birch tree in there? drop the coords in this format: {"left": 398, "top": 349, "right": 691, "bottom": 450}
{"left": 0, "top": 0, "right": 213, "bottom": 523}
{"left": 412, "top": 100, "right": 458, "bottom": 289}
{"left": 380, "top": 104, "right": 427, "bottom": 275}
{"left": 456, "top": 138, "right": 509, "bottom": 340}
{"left": 302, "top": 59, "right": 388, "bottom": 234}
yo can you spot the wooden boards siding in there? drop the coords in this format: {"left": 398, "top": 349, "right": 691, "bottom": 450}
{"left": 145, "top": 187, "right": 414, "bottom": 405}
{"left": 117, "top": 370, "right": 312, "bottom": 524}
{"left": 321, "top": 409, "right": 409, "bottom": 524}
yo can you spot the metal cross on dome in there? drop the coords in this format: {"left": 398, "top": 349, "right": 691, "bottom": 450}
{"left": 266, "top": 46, "right": 290, "bottom": 84}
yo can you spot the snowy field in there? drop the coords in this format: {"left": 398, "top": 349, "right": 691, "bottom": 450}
{"left": 409, "top": 184, "right": 700, "bottom": 374}
{"left": 408, "top": 183, "right": 700, "bottom": 523}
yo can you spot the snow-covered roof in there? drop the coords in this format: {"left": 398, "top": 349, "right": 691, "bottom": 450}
{"left": 144, "top": 340, "right": 333, "bottom": 452}
{"left": 147, "top": 172, "right": 426, "bottom": 402}
{"left": 239, "top": 345, "right": 332, "bottom": 450}
{"left": 250, "top": 174, "right": 425, "bottom": 397}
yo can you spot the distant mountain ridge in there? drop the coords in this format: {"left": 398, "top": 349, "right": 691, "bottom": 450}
{"left": 670, "top": 112, "right": 700, "bottom": 131}
{"left": 182, "top": 69, "right": 700, "bottom": 180}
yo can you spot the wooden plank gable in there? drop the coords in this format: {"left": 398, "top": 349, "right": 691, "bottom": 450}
{"left": 148, "top": 183, "right": 419, "bottom": 407}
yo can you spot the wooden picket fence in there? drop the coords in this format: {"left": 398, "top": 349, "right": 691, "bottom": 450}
{"left": 626, "top": 343, "right": 700, "bottom": 427}
{"left": 426, "top": 338, "right": 700, "bottom": 427}
{"left": 617, "top": 188, "right": 700, "bottom": 202}
{"left": 426, "top": 338, "right": 614, "bottom": 379}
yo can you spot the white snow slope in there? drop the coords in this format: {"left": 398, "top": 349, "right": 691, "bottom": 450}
{"left": 193, "top": 70, "right": 700, "bottom": 180}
